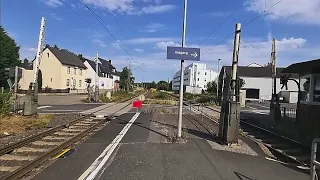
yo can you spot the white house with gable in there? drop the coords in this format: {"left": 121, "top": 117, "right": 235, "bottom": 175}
{"left": 82, "top": 57, "right": 120, "bottom": 91}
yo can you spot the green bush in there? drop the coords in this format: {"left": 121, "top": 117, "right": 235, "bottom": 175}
{"left": 0, "top": 92, "right": 12, "bottom": 115}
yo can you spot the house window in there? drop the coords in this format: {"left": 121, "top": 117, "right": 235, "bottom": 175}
{"left": 67, "top": 67, "right": 70, "bottom": 74}
{"left": 198, "top": 72, "right": 200, "bottom": 75}
{"left": 66, "top": 79, "right": 70, "bottom": 86}
{"left": 47, "top": 53, "right": 49, "bottom": 58}
{"left": 198, "top": 78, "right": 199, "bottom": 81}
{"left": 73, "top": 79, "right": 76, "bottom": 88}
{"left": 74, "top": 68, "right": 77, "bottom": 75}
{"left": 313, "top": 75, "right": 320, "bottom": 102}
{"left": 50, "top": 78, "right": 52, "bottom": 82}
{"left": 80, "top": 69, "right": 82, "bottom": 76}
{"left": 205, "top": 72, "right": 207, "bottom": 75}
{"left": 205, "top": 79, "right": 207, "bottom": 82}
{"left": 79, "top": 80, "right": 82, "bottom": 88}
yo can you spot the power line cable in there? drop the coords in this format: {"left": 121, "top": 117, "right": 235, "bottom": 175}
{"left": 198, "top": 0, "right": 248, "bottom": 46}
{"left": 202, "top": 0, "right": 283, "bottom": 56}
{"left": 59, "top": 0, "right": 112, "bottom": 42}
{"left": 102, "top": 0, "right": 136, "bottom": 51}
{"left": 79, "top": 0, "right": 146, "bottom": 72}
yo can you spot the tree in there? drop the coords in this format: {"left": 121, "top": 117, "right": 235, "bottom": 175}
{"left": 0, "top": 26, "right": 20, "bottom": 89}
{"left": 150, "top": 81, "right": 157, "bottom": 89}
{"left": 119, "top": 67, "right": 132, "bottom": 92}
{"left": 157, "top": 81, "right": 169, "bottom": 91}
{"left": 238, "top": 77, "right": 245, "bottom": 88}
{"left": 38, "top": 70, "right": 43, "bottom": 90}
{"left": 53, "top": 44, "right": 59, "bottom": 48}
{"left": 169, "top": 81, "right": 172, "bottom": 91}
{"left": 77, "top": 54, "right": 83, "bottom": 59}
{"left": 207, "top": 81, "right": 217, "bottom": 94}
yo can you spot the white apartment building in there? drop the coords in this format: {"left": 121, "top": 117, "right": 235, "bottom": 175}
{"left": 172, "top": 63, "right": 218, "bottom": 94}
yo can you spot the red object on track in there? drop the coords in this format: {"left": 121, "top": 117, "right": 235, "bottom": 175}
{"left": 132, "top": 100, "right": 143, "bottom": 108}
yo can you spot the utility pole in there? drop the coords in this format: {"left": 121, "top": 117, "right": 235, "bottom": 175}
{"left": 95, "top": 51, "right": 99, "bottom": 102}
{"left": 13, "top": 66, "right": 18, "bottom": 112}
{"left": 177, "top": 0, "right": 188, "bottom": 138}
{"left": 24, "top": 17, "right": 46, "bottom": 115}
{"left": 218, "top": 23, "right": 241, "bottom": 144}
{"left": 271, "top": 39, "right": 277, "bottom": 101}
{"left": 217, "top": 58, "right": 221, "bottom": 98}
{"left": 230, "top": 23, "right": 241, "bottom": 102}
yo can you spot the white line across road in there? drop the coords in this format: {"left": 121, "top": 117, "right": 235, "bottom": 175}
{"left": 17, "top": 106, "right": 51, "bottom": 113}
{"left": 78, "top": 112, "right": 141, "bottom": 180}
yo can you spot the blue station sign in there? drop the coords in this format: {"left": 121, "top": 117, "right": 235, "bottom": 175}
{"left": 167, "top": 46, "right": 200, "bottom": 61}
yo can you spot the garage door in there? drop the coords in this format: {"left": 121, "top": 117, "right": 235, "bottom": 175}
{"left": 246, "top": 88, "right": 259, "bottom": 99}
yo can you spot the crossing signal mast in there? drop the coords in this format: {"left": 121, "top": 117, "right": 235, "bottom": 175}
{"left": 24, "top": 17, "right": 46, "bottom": 116}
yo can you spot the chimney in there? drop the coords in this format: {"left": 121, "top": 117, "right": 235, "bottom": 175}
{"left": 23, "top": 59, "right": 28, "bottom": 68}
{"left": 109, "top": 60, "right": 111, "bottom": 64}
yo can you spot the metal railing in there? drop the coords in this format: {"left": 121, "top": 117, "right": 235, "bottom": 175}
{"left": 280, "top": 106, "right": 297, "bottom": 122}
{"left": 311, "top": 138, "right": 320, "bottom": 180}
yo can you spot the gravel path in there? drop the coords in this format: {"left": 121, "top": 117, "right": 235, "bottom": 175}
{"left": 0, "top": 114, "right": 82, "bottom": 148}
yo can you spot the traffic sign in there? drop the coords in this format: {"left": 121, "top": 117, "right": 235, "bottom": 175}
{"left": 132, "top": 100, "right": 143, "bottom": 109}
{"left": 167, "top": 46, "right": 200, "bottom": 61}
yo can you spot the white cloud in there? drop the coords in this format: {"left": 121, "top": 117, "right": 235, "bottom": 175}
{"left": 140, "top": 23, "right": 165, "bottom": 33}
{"left": 82, "top": 0, "right": 135, "bottom": 13}
{"left": 92, "top": 39, "right": 107, "bottom": 47}
{"left": 26, "top": 48, "right": 37, "bottom": 52}
{"left": 126, "top": 37, "right": 177, "bottom": 44}
{"left": 154, "top": 41, "right": 180, "bottom": 50}
{"left": 50, "top": 13, "right": 63, "bottom": 20}
{"left": 201, "top": 12, "right": 229, "bottom": 17}
{"left": 246, "top": 0, "right": 320, "bottom": 25}
{"left": 141, "top": 5, "right": 176, "bottom": 14}
{"left": 200, "top": 36, "right": 310, "bottom": 69}
{"left": 41, "top": 0, "right": 63, "bottom": 7}
{"left": 134, "top": 48, "right": 144, "bottom": 52}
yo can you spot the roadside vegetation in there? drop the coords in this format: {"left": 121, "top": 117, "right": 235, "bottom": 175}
{"left": 0, "top": 114, "right": 53, "bottom": 135}
{"left": 146, "top": 90, "right": 177, "bottom": 105}
{"left": 100, "top": 89, "right": 145, "bottom": 103}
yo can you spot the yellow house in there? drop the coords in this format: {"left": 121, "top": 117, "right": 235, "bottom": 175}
{"left": 39, "top": 47, "right": 87, "bottom": 90}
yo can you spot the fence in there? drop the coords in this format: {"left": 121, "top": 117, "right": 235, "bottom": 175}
{"left": 280, "top": 106, "right": 297, "bottom": 122}
{"left": 311, "top": 138, "right": 320, "bottom": 180}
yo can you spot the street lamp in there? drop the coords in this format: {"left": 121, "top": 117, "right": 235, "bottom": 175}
{"left": 217, "top": 58, "right": 221, "bottom": 98}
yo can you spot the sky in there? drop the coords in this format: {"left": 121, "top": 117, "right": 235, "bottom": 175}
{"left": 2, "top": 0, "right": 320, "bottom": 82}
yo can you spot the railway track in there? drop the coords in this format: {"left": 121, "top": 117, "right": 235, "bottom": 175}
{"left": 165, "top": 92, "right": 311, "bottom": 167}
{"left": 0, "top": 91, "right": 148, "bottom": 180}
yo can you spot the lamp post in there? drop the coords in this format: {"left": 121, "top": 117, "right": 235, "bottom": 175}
{"left": 217, "top": 58, "right": 221, "bottom": 98}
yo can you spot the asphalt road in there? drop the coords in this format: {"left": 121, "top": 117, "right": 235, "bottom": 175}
{"left": 33, "top": 109, "right": 308, "bottom": 180}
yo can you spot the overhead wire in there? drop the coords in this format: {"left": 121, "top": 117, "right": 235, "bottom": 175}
{"left": 198, "top": 0, "right": 248, "bottom": 46}
{"left": 102, "top": 0, "right": 136, "bottom": 51}
{"left": 59, "top": 0, "right": 111, "bottom": 42}
{"left": 78, "top": 0, "right": 145, "bottom": 71}
{"left": 201, "top": 0, "right": 283, "bottom": 56}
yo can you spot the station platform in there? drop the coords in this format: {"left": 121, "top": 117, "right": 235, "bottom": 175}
{"left": 32, "top": 107, "right": 309, "bottom": 180}
{"left": 80, "top": 102, "right": 133, "bottom": 118}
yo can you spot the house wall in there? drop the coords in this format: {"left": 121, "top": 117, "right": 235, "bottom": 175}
{"left": 39, "top": 48, "right": 87, "bottom": 90}
{"left": 83, "top": 61, "right": 116, "bottom": 90}
{"left": 61, "top": 65, "right": 87, "bottom": 90}
{"left": 172, "top": 63, "right": 218, "bottom": 91}
{"left": 39, "top": 48, "right": 62, "bottom": 89}
{"left": 18, "top": 68, "right": 33, "bottom": 90}
{"left": 241, "top": 77, "right": 298, "bottom": 101}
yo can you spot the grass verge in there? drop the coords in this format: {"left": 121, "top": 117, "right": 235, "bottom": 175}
{"left": 0, "top": 114, "right": 53, "bottom": 135}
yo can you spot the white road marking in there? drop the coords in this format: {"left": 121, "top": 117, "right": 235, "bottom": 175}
{"left": 37, "top": 106, "right": 52, "bottom": 109}
{"left": 41, "top": 110, "right": 83, "bottom": 112}
{"left": 78, "top": 112, "right": 141, "bottom": 180}
{"left": 17, "top": 106, "right": 52, "bottom": 113}
{"left": 265, "top": 157, "right": 309, "bottom": 170}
